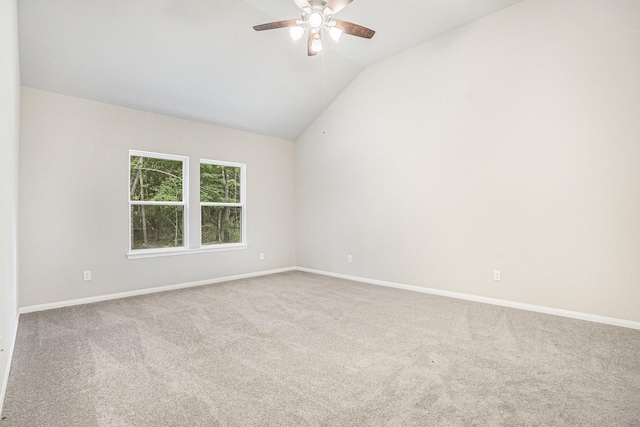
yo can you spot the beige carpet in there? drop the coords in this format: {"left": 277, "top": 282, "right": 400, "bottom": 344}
{"left": 2, "top": 271, "right": 639, "bottom": 426}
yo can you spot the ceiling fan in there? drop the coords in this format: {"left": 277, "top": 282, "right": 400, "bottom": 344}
{"left": 253, "top": 0, "right": 375, "bottom": 56}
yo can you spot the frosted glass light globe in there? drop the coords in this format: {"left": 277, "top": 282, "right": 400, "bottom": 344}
{"left": 308, "top": 12, "right": 323, "bottom": 29}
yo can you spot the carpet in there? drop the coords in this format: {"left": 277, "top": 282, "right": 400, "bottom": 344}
{"left": 2, "top": 271, "right": 639, "bottom": 426}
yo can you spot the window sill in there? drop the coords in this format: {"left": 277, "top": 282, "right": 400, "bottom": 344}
{"left": 127, "top": 244, "right": 248, "bottom": 260}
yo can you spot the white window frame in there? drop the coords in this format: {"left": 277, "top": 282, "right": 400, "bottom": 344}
{"left": 128, "top": 150, "right": 189, "bottom": 258}
{"left": 200, "top": 159, "right": 247, "bottom": 250}
{"left": 126, "top": 151, "right": 248, "bottom": 259}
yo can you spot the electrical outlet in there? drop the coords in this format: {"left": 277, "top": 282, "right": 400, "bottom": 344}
{"left": 83, "top": 270, "right": 92, "bottom": 281}
{"left": 259, "top": 252, "right": 265, "bottom": 260}
{"left": 347, "top": 255, "right": 353, "bottom": 263}
{"left": 493, "top": 270, "right": 501, "bottom": 281}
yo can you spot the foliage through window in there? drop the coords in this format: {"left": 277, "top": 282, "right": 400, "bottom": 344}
{"left": 129, "top": 151, "right": 188, "bottom": 251}
{"left": 200, "top": 160, "right": 245, "bottom": 245}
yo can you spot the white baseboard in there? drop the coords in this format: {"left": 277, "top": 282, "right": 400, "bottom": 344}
{"left": 0, "top": 312, "right": 19, "bottom": 416}
{"left": 296, "top": 267, "right": 640, "bottom": 330}
{"left": 17, "top": 265, "right": 640, "bottom": 330}
{"left": 19, "top": 267, "right": 296, "bottom": 314}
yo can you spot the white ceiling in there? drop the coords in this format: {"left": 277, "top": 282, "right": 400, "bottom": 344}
{"left": 18, "top": 0, "right": 525, "bottom": 141}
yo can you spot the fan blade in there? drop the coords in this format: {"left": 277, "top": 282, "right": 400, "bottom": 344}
{"left": 253, "top": 19, "right": 299, "bottom": 31}
{"left": 293, "top": 0, "right": 312, "bottom": 11}
{"left": 323, "top": 0, "right": 353, "bottom": 15}
{"left": 307, "top": 32, "right": 317, "bottom": 56}
{"left": 331, "top": 19, "right": 375, "bottom": 38}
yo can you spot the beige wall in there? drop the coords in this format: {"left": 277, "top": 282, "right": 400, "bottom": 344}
{"left": 296, "top": 0, "right": 640, "bottom": 322}
{"left": 19, "top": 88, "right": 296, "bottom": 307}
{"left": 0, "top": 0, "right": 20, "bottom": 408}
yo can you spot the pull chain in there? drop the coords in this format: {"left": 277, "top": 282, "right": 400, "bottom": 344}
{"left": 322, "top": 31, "right": 326, "bottom": 113}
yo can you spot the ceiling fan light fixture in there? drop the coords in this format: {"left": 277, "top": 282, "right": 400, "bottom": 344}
{"left": 252, "top": 0, "right": 375, "bottom": 56}
{"left": 311, "top": 36, "right": 323, "bottom": 53}
{"left": 328, "top": 26, "right": 343, "bottom": 42}
{"left": 308, "top": 12, "right": 323, "bottom": 29}
{"left": 290, "top": 26, "right": 305, "bottom": 40}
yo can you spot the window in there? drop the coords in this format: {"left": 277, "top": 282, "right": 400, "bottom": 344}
{"left": 129, "top": 151, "right": 188, "bottom": 252}
{"left": 200, "top": 160, "right": 246, "bottom": 247}
{"left": 128, "top": 150, "right": 246, "bottom": 258}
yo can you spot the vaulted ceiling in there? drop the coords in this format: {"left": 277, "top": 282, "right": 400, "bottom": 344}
{"left": 18, "top": 0, "right": 524, "bottom": 140}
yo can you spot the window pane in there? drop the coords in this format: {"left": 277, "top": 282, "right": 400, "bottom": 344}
{"left": 200, "top": 164, "right": 241, "bottom": 203}
{"left": 130, "top": 156, "right": 183, "bottom": 202}
{"left": 131, "top": 205, "right": 184, "bottom": 249}
{"left": 201, "top": 206, "right": 242, "bottom": 244}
